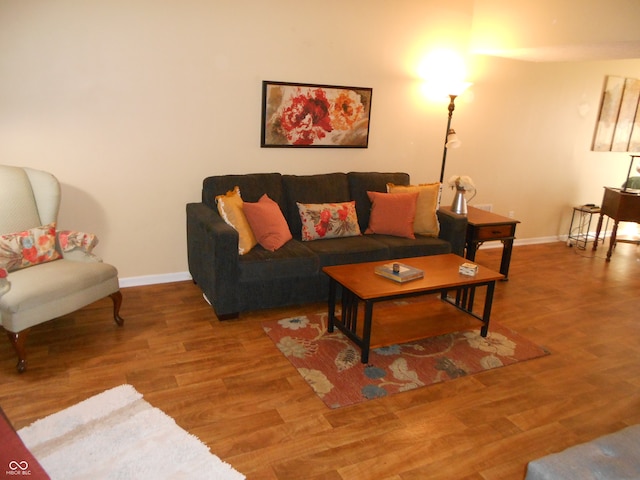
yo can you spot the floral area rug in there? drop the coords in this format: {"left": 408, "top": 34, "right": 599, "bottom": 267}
{"left": 262, "top": 312, "right": 549, "bottom": 409}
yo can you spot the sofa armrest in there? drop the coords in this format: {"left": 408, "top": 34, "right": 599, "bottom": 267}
{"left": 437, "top": 209, "right": 468, "bottom": 257}
{"left": 186, "top": 202, "right": 240, "bottom": 317}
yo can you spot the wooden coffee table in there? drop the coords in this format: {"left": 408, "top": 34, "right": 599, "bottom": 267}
{"left": 322, "top": 253, "right": 504, "bottom": 363}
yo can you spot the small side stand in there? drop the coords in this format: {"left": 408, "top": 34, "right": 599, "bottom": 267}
{"left": 567, "top": 205, "right": 608, "bottom": 249}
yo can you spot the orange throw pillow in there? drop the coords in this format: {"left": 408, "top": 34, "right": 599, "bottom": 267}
{"left": 243, "top": 194, "right": 292, "bottom": 251}
{"left": 365, "top": 191, "right": 419, "bottom": 239}
{"left": 387, "top": 182, "right": 440, "bottom": 237}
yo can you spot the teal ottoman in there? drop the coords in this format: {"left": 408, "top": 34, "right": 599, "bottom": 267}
{"left": 525, "top": 425, "right": 640, "bottom": 479}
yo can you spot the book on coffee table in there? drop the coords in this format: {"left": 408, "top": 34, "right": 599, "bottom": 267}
{"left": 374, "top": 262, "right": 424, "bottom": 283}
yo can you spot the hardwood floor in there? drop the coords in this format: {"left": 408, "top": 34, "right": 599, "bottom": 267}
{"left": 1, "top": 241, "right": 639, "bottom": 479}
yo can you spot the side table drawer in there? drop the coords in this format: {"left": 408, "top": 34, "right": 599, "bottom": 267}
{"left": 475, "top": 224, "right": 514, "bottom": 240}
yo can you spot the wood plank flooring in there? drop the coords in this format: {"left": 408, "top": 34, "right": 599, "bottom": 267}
{"left": 1, "top": 241, "right": 639, "bottom": 479}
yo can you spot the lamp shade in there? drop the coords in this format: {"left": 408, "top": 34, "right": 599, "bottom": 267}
{"left": 445, "top": 129, "right": 461, "bottom": 148}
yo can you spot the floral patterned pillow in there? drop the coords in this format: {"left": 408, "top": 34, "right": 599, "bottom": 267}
{"left": 297, "top": 201, "right": 361, "bottom": 241}
{"left": 0, "top": 223, "right": 61, "bottom": 272}
{"left": 58, "top": 230, "right": 99, "bottom": 253}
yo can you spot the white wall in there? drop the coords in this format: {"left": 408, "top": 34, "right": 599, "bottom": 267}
{"left": 450, "top": 56, "right": 640, "bottom": 240}
{"left": 0, "top": 1, "right": 638, "bottom": 284}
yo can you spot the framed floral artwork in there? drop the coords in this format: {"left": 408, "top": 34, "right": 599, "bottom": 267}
{"left": 261, "top": 81, "right": 372, "bottom": 148}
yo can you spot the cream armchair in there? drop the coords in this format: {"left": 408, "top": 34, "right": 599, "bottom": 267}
{"left": 0, "top": 165, "right": 123, "bottom": 372}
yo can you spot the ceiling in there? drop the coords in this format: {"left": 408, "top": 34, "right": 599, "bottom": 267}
{"left": 475, "top": 41, "right": 640, "bottom": 63}
{"left": 470, "top": 0, "right": 640, "bottom": 62}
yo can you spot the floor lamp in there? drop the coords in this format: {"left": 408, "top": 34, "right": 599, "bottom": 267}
{"left": 439, "top": 94, "right": 461, "bottom": 184}
{"left": 437, "top": 93, "right": 462, "bottom": 208}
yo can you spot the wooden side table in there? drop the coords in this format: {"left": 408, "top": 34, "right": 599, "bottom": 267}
{"left": 442, "top": 205, "right": 520, "bottom": 279}
{"left": 593, "top": 187, "right": 640, "bottom": 261}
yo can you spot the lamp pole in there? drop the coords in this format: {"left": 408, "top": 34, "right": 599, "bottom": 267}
{"left": 439, "top": 94, "right": 457, "bottom": 184}
{"left": 623, "top": 154, "right": 640, "bottom": 192}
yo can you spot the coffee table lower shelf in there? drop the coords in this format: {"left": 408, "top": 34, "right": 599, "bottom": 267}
{"left": 323, "top": 254, "right": 503, "bottom": 364}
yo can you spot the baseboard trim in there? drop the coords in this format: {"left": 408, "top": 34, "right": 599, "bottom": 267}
{"left": 119, "top": 272, "right": 192, "bottom": 289}
{"left": 478, "top": 235, "right": 561, "bottom": 249}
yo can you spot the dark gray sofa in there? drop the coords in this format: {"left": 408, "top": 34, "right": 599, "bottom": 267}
{"left": 186, "top": 172, "right": 467, "bottom": 319}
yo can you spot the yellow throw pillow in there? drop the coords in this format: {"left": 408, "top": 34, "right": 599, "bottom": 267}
{"left": 386, "top": 182, "right": 440, "bottom": 237}
{"left": 215, "top": 186, "right": 258, "bottom": 255}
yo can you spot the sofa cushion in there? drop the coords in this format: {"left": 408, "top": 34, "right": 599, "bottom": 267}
{"left": 283, "top": 173, "right": 351, "bottom": 239}
{"left": 297, "top": 201, "right": 361, "bottom": 241}
{"left": 202, "top": 173, "right": 285, "bottom": 212}
{"left": 239, "top": 239, "right": 319, "bottom": 282}
{"left": 0, "top": 258, "right": 119, "bottom": 332}
{"left": 370, "top": 234, "right": 451, "bottom": 259}
{"left": 215, "top": 186, "right": 258, "bottom": 255}
{"left": 347, "top": 172, "right": 410, "bottom": 233}
{"left": 244, "top": 194, "right": 292, "bottom": 251}
{"left": 303, "top": 235, "right": 389, "bottom": 267}
{"left": 365, "top": 191, "right": 419, "bottom": 239}
{"left": 387, "top": 182, "right": 440, "bottom": 237}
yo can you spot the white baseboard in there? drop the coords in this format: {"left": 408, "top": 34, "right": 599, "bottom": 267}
{"left": 478, "top": 235, "right": 561, "bottom": 249}
{"left": 119, "top": 272, "right": 192, "bottom": 288}
{"left": 118, "top": 236, "right": 567, "bottom": 288}
{"left": 517, "top": 235, "right": 565, "bottom": 245}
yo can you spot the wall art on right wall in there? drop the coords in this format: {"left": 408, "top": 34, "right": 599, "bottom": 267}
{"left": 593, "top": 75, "right": 640, "bottom": 152}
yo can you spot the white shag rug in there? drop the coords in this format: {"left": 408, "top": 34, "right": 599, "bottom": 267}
{"left": 17, "top": 384, "right": 245, "bottom": 480}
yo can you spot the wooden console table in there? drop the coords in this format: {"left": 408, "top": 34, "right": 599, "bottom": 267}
{"left": 442, "top": 206, "right": 520, "bottom": 279}
{"left": 593, "top": 187, "right": 640, "bottom": 261}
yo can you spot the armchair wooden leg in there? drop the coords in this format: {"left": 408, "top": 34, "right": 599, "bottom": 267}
{"left": 110, "top": 291, "right": 124, "bottom": 326}
{"left": 6, "top": 329, "right": 29, "bottom": 373}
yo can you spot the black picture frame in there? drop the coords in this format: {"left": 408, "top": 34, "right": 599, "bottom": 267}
{"left": 261, "top": 80, "right": 372, "bottom": 148}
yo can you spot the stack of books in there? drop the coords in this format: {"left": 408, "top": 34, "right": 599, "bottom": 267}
{"left": 374, "top": 262, "right": 424, "bottom": 283}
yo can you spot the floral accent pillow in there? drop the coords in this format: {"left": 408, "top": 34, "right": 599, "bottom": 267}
{"left": 297, "top": 201, "right": 361, "bottom": 241}
{"left": 58, "top": 230, "right": 99, "bottom": 253}
{"left": 0, "top": 223, "right": 61, "bottom": 272}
